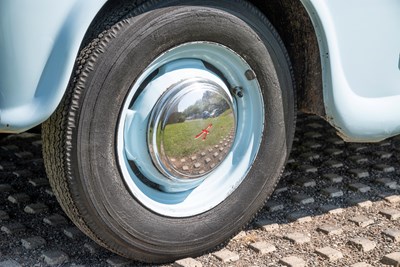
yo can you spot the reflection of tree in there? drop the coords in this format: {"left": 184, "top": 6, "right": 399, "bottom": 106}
{"left": 183, "top": 92, "right": 229, "bottom": 120}
{"left": 167, "top": 112, "right": 186, "bottom": 124}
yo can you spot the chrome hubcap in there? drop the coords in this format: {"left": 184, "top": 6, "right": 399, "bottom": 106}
{"left": 148, "top": 77, "right": 236, "bottom": 180}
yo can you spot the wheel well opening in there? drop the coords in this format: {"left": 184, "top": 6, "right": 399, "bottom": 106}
{"left": 249, "top": 0, "right": 325, "bottom": 117}
{"left": 84, "top": 0, "right": 325, "bottom": 117}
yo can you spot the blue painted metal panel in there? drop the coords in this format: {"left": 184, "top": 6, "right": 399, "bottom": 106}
{"left": 0, "top": 0, "right": 107, "bottom": 132}
{"left": 301, "top": 0, "right": 400, "bottom": 142}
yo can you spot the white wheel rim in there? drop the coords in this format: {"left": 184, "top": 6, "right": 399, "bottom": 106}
{"left": 117, "top": 42, "right": 264, "bottom": 217}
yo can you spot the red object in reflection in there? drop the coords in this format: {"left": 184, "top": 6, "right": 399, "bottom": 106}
{"left": 195, "top": 124, "right": 213, "bottom": 141}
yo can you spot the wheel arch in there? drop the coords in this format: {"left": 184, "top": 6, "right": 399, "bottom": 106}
{"left": 0, "top": 0, "right": 325, "bottom": 133}
{"left": 249, "top": 0, "right": 325, "bottom": 117}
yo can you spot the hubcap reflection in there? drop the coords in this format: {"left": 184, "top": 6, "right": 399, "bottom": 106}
{"left": 148, "top": 78, "right": 236, "bottom": 180}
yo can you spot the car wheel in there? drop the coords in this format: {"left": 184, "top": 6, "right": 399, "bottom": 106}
{"left": 42, "top": 0, "right": 295, "bottom": 263}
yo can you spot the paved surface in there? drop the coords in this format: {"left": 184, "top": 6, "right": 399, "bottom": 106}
{"left": 1, "top": 113, "right": 400, "bottom": 266}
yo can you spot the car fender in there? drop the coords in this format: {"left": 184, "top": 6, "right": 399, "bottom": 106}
{"left": 0, "top": 0, "right": 107, "bottom": 132}
{"left": 301, "top": 0, "right": 400, "bottom": 142}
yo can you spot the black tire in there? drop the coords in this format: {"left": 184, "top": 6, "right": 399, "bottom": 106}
{"left": 42, "top": 0, "right": 295, "bottom": 263}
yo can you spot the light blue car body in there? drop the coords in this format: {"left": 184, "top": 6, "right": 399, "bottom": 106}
{"left": 301, "top": 0, "right": 400, "bottom": 142}
{"left": 0, "top": 0, "right": 399, "bottom": 142}
{"left": 0, "top": 0, "right": 107, "bottom": 132}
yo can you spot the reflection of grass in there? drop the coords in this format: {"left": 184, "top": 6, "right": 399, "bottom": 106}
{"left": 163, "top": 112, "right": 234, "bottom": 158}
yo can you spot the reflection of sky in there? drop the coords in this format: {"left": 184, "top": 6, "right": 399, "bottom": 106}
{"left": 178, "top": 90, "right": 204, "bottom": 112}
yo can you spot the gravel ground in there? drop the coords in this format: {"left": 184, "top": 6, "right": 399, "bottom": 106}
{"left": 1, "top": 113, "right": 400, "bottom": 266}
